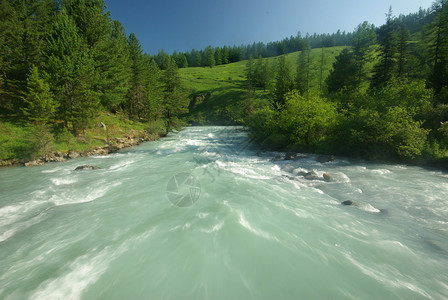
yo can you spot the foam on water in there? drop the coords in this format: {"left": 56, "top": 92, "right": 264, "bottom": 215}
{"left": 1, "top": 126, "right": 448, "bottom": 299}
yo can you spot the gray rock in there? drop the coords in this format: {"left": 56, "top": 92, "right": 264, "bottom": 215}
{"left": 304, "top": 171, "right": 320, "bottom": 180}
{"left": 68, "top": 151, "right": 80, "bottom": 159}
{"left": 341, "top": 200, "right": 354, "bottom": 205}
{"left": 316, "top": 155, "right": 336, "bottom": 163}
{"left": 24, "top": 160, "right": 44, "bottom": 167}
{"left": 75, "top": 165, "right": 101, "bottom": 171}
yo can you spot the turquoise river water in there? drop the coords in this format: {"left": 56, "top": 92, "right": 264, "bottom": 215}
{"left": 0, "top": 126, "right": 448, "bottom": 299}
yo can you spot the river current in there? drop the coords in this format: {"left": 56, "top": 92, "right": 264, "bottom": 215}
{"left": 0, "top": 126, "right": 447, "bottom": 299}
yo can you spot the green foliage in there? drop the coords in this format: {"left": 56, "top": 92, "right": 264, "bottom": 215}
{"left": 273, "top": 56, "right": 293, "bottom": 109}
{"left": 426, "top": 0, "right": 448, "bottom": 98}
{"left": 127, "top": 33, "right": 147, "bottom": 119}
{"left": 21, "top": 66, "right": 57, "bottom": 125}
{"left": 352, "top": 22, "right": 376, "bottom": 87}
{"left": 46, "top": 9, "right": 100, "bottom": 134}
{"left": 326, "top": 48, "right": 358, "bottom": 93}
{"left": 204, "top": 46, "right": 216, "bottom": 68}
{"left": 160, "top": 58, "right": 189, "bottom": 129}
{"left": 370, "top": 7, "right": 400, "bottom": 90}
{"left": 96, "top": 20, "right": 131, "bottom": 110}
{"left": 295, "top": 43, "right": 311, "bottom": 93}
{"left": 279, "top": 91, "right": 337, "bottom": 148}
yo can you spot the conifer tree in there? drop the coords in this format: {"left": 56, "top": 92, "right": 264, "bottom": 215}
{"left": 371, "top": 7, "right": 399, "bottom": 89}
{"left": 397, "top": 24, "right": 410, "bottom": 78}
{"left": 326, "top": 48, "right": 358, "bottom": 93}
{"left": 352, "top": 22, "right": 376, "bottom": 88}
{"left": 274, "top": 56, "right": 293, "bottom": 109}
{"left": 127, "top": 33, "right": 147, "bottom": 119}
{"left": 21, "top": 65, "right": 57, "bottom": 125}
{"left": 0, "top": 0, "right": 55, "bottom": 111}
{"left": 97, "top": 20, "right": 131, "bottom": 110}
{"left": 295, "top": 42, "right": 311, "bottom": 94}
{"left": 46, "top": 9, "right": 99, "bottom": 134}
{"left": 222, "top": 46, "right": 230, "bottom": 64}
{"left": 427, "top": 0, "right": 448, "bottom": 98}
{"left": 160, "top": 58, "right": 189, "bottom": 128}
{"left": 204, "top": 46, "right": 216, "bottom": 68}
{"left": 143, "top": 56, "right": 162, "bottom": 121}
{"left": 214, "top": 47, "right": 222, "bottom": 65}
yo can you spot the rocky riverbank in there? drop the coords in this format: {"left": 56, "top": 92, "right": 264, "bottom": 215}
{"left": 0, "top": 130, "right": 157, "bottom": 168}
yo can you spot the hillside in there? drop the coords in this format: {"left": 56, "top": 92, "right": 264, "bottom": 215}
{"left": 179, "top": 46, "right": 345, "bottom": 125}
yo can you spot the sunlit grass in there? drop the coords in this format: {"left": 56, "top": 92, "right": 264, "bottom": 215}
{"left": 179, "top": 46, "right": 346, "bottom": 124}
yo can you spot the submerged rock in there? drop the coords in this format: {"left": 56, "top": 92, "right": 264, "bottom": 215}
{"left": 316, "top": 155, "right": 336, "bottom": 163}
{"left": 304, "top": 171, "right": 320, "bottom": 180}
{"left": 75, "top": 165, "right": 101, "bottom": 171}
{"left": 341, "top": 200, "right": 354, "bottom": 205}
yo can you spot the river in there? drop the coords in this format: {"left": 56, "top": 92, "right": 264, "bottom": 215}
{"left": 0, "top": 126, "right": 447, "bottom": 299}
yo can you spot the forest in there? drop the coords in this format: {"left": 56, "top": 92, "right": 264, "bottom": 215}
{"left": 1, "top": 0, "right": 448, "bottom": 165}
{"left": 243, "top": 2, "right": 448, "bottom": 163}
{"left": 0, "top": 0, "right": 189, "bottom": 162}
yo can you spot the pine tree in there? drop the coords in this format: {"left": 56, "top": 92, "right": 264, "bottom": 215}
{"left": 326, "top": 48, "right": 358, "bottom": 93}
{"left": 204, "top": 45, "right": 215, "bottom": 68}
{"left": 427, "top": 0, "right": 448, "bottom": 98}
{"left": 253, "top": 56, "right": 268, "bottom": 91}
{"left": 371, "top": 7, "right": 399, "bottom": 89}
{"left": 160, "top": 58, "right": 189, "bottom": 129}
{"left": 214, "top": 47, "right": 222, "bottom": 65}
{"left": 144, "top": 58, "right": 162, "bottom": 121}
{"left": 21, "top": 65, "right": 57, "bottom": 125}
{"left": 0, "top": 0, "right": 55, "bottom": 112}
{"left": 222, "top": 46, "right": 230, "bottom": 64}
{"left": 274, "top": 56, "right": 293, "bottom": 109}
{"left": 46, "top": 9, "right": 99, "bottom": 134}
{"left": 295, "top": 42, "right": 311, "bottom": 94}
{"left": 178, "top": 53, "right": 188, "bottom": 68}
{"left": 352, "top": 22, "right": 376, "bottom": 88}
{"left": 97, "top": 20, "right": 131, "bottom": 110}
{"left": 127, "top": 33, "right": 147, "bottom": 119}
{"left": 61, "top": 0, "right": 109, "bottom": 49}
{"left": 397, "top": 24, "right": 410, "bottom": 78}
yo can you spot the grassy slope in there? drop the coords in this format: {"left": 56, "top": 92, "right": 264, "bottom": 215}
{"left": 0, "top": 112, "right": 153, "bottom": 163}
{"left": 179, "top": 46, "right": 346, "bottom": 124}
{"left": 0, "top": 46, "right": 345, "bottom": 164}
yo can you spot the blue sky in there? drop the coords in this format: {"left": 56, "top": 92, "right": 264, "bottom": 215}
{"left": 105, "top": 0, "right": 435, "bottom": 55}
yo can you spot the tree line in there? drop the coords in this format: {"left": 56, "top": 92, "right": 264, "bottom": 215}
{"left": 152, "top": 7, "right": 434, "bottom": 69}
{"left": 0, "top": 0, "right": 189, "bottom": 137}
{"left": 246, "top": 1, "right": 448, "bottom": 161}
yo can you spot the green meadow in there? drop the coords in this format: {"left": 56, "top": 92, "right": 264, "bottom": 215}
{"left": 179, "top": 46, "right": 346, "bottom": 124}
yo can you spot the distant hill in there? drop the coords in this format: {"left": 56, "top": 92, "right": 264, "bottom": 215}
{"left": 179, "top": 46, "right": 345, "bottom": 124}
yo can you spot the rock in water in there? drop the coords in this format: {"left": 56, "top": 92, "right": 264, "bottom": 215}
{"left": 341, "top": 200, "right": 353, "bottom": 205}
{"left": 304, "top": 171, "right": 320, "bottom": 180}
{"left": 316, "top": 155, "right": 336, "bottom": 163}
{"left": 75, "top": 165, "right": 101, "bottom": 171}
{"left": 24, "top": 160, "right": 44, "bottom": 167}
{"left": 323, "top": 173, "right": 332, "bottom": 182}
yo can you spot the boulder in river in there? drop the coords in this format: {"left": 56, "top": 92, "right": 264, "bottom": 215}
{"left": 341, "top": 200, "right": 354, "bottom": 205}
{"left": 75, "top": 165, "right": 101, "bottom": 171}
{"left": 304, "top": 171, "right": 320, "bottom": 180}
{"left": 323, "top": 173, "right": 332, "bottom": 182}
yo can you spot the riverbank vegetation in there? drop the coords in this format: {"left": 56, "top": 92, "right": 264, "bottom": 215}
{"left": 0, "top": 0, "right": 188, "bottom": 164}
{"left": 242, "top": 2, "right": 448, "bottom": 164}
